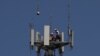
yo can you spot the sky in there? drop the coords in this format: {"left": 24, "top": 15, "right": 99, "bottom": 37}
{"left": 0, "top": 0, "right": 100, "bottom": 56}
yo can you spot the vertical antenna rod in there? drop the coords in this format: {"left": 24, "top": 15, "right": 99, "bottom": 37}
{"left": 67, "top": 0, "right": 72, "bottom": 39}
{"left": 36, "top": 0, "right": 40, "bottom": 15}
{"left": 67, "top": 0, "right": 74, "bottom": 48}
{"left": 68, "top": 0, "right": 71, "bottom": 29}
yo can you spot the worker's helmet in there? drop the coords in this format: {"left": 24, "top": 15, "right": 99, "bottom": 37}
{"left": 56, "top": 30, "right": 59, "bottom": 34}
{"left": 54, "top": 29, "right": 59, "bottom": 34}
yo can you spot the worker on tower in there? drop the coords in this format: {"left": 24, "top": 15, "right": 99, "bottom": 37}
{"left": 54, "top": 29, "right": 61, "bottom": 41}
{"left": 50, "top": 33, "right": 55, "bottom": 41}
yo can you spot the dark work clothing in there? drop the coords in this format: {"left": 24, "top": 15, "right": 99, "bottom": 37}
{"left": 56, "top": 35, "right": 61, "bottom": 41}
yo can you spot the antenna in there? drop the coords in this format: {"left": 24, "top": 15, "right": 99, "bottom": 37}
{"left": 67, "top": 0, "right": 74, "bottom": 48}
{"left": 28, "top": 0, "right": 75, "bottom": 56}
{"left": 35, "top": 32, "right": 40, "bottom": 51}
{"left": 36, "top": 0, "right": 40, "bottom": 15}
{"left": 29, "top": 23, "right": 35, "bottom": 49}
{"left": 44, "top": 25, "right": 50, "bottom": 45}
{"left": 67, "top": 0, "right": 71, "bottom": 30}
{"left": 61, "top": 32, "right": 64, "bottom": 52}
{"left": 67, "top": 0, "right": 71, "bottom": 42}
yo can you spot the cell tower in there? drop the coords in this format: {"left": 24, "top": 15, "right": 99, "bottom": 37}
{"left": 29, "top": 0, "right": 74, "bottom": 56}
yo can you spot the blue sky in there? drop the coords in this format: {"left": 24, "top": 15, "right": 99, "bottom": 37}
{"left": 0, "top": 0, "right": 100, "bottom": 56}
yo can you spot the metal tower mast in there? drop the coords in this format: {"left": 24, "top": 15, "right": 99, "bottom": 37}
{"left": 28, "top": 0, "right": 74, "bottom": 56}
